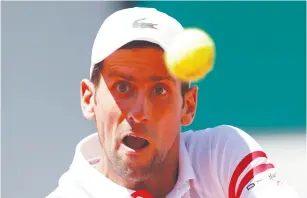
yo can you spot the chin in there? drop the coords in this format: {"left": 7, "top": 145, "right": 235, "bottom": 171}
{"left": 119, "top": 166, "right": 153, "bottom": 182}
{"left": 123, "top": 156, "right": 155, "bottom": 170}
{"left": 118, "top": 156, "right": 158, "bottom": 177}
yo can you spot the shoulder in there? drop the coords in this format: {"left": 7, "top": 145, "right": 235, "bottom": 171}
{"left": 45, "top": 172, "right": 92, "bottom": 198}
{"left": 181, "top": 125, "right": 266, "bottom": 175}
{"left": 46, "top": 186, "right": 84, "bottom": 198}
{"left": 181, "top": 125, "right": 264, "bottom": 175}
{"left": 180, "top": 125, "right": 279, "bottom": 197}
{"left": 46, "top": 188, "right": 64, "bottom": 198}
{"left": 181, "top": 124, "right": 265, "bottom": 168}
{"left": 181, "top": 124, "right": 261, "bottom": 154}
{"left": 46, "top": 184, "right": 93, "bottom": 198}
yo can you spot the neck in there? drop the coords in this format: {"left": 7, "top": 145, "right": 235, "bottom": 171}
{"left": 97, "top": 137, "right": 180, "bottom": 198}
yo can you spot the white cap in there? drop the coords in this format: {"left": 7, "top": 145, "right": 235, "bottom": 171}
{"left": 89, "top": 7, "right": 184, "bottom": 78}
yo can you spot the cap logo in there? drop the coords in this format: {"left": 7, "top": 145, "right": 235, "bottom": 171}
{"left": 132, "top": 18, "right": 158, "bottom": 29}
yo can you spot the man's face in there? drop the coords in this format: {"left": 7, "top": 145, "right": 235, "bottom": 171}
{"left": 81, "top": 47, "right": 197, "bottom": 181}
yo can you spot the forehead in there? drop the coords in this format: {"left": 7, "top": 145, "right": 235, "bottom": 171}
{"left": 103, "top": 47, "right": 171, "bottom": 77}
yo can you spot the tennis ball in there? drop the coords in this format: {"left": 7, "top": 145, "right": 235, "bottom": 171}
{"left": 164, "top": 28, "right": 215, "bottom": 82}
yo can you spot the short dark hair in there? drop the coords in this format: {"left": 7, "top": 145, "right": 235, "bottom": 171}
{"left": 90, "top": 41, "right": 190, "bottom": 96}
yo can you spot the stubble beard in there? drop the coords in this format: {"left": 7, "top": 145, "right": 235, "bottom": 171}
{"left": 104, "top": 147, "right": 166, "bottom": 183}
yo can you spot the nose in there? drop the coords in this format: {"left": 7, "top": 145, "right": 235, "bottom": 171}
{"left": 127, "top": 93, "right": 149, "bottom": 124}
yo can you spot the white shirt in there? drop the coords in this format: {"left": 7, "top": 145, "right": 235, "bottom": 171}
{"left": 47, "top": 125, "right": 299, "bottom": 198}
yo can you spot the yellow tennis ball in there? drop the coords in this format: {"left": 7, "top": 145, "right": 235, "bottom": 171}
{"left": 164, "top": 28, "right": 215, "bottom": 82}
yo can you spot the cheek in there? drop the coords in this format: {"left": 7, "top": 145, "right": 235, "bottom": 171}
{"left": 95, "top": 86, "right": 122, "bottom": 117}
{"left": 152, "top": 100, "right": 182, "bottom": 133}
{"left": 95, "top": 99, "right": 121, "bottom": 123}
{"left": 154, "top": 113, "right": 181, "bottom": 152}
{"left": 151, "top": 104, "right": 171, "bottom": 123}
{"left": 152, "top": 95, "right": 182, "bottom": 120}
{"left": 95, "top": 104, "right": 126, "bottom": 151}
{"left": 94, "top": 91, "right": 124, "bottom": 140}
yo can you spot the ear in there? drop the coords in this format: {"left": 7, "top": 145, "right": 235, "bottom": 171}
{"left": 80, "top": 79, "right": 96, "bottom": 120}
{"left": 181, "top": 86, "right": 198, "bottom": 126}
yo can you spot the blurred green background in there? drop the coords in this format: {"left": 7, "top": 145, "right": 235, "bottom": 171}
{"left": 136, "top": 1, "right": 306, "bottom": 133}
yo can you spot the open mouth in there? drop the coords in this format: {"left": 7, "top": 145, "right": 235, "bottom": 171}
{"left": 122, "top": 135, "right": 149, "bottom": 150}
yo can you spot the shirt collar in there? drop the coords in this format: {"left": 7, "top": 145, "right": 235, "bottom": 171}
{"left": 69, "top": 133, "right": 133, "bottom": 197}
{"left": 166, "top": 136, "right": 196, "bottom": 197}
{"left": 178, "top": 135, "right": 196, "bottom": 184}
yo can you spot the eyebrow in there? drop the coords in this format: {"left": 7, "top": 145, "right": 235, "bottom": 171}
{"left": 149, "top": 75, "right": 176, "bottom": 84}
{"left": 108, "top": 71, "right": 134, "bottom": 81}
{"left": 108, "top": 71, "right": 176, "bottom": 83}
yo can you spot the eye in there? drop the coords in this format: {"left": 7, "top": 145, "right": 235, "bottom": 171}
{"left": 115, "top": 81, "right": 131, "bottom": 93}
{"left": 153, "top": 84, "right": 168, "bottom": 96}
